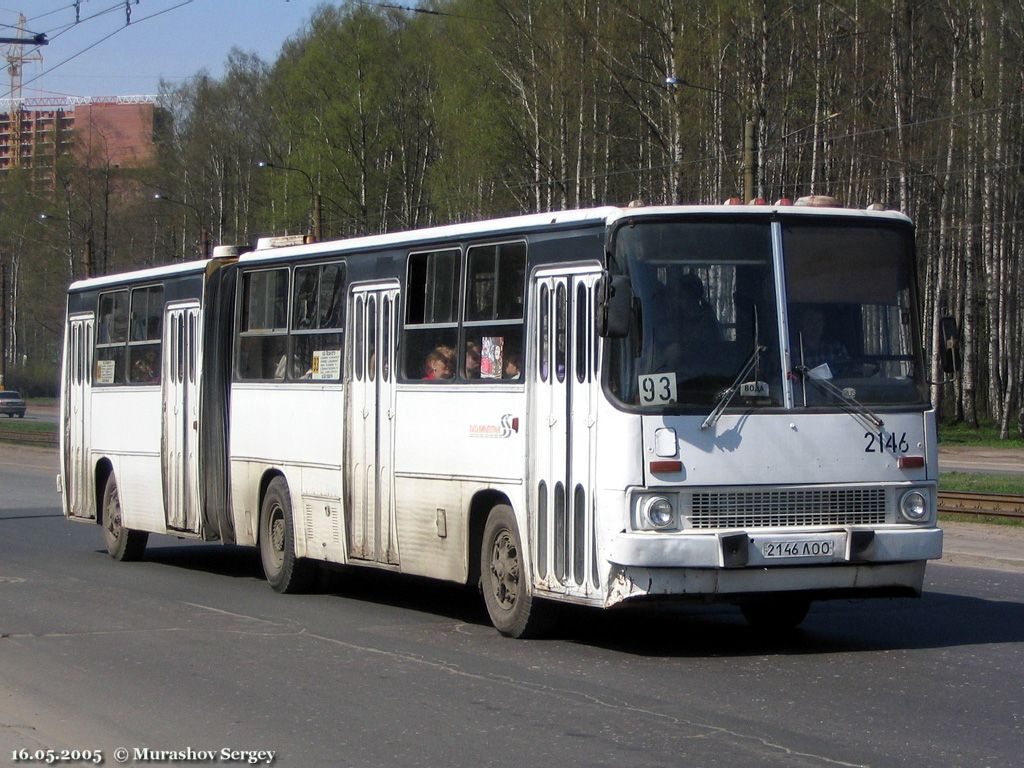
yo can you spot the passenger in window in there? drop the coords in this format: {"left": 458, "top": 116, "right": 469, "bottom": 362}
{"left": 295, "top": 272, "right": 318, "bottom": 329}
{"left": 465, "top": 341, "right": 481, "bottom": 379}
{"left": 503, "top": 352, "right": 521, "bottom": 380}
{"left": 652, "top": 273, "right": 723, "bottom": 374}
{"left": 132, "top": 349, "right": 159, "bottom": 384}
{"left": 676, "top": 273, "right": 722, "bottom": 341}
{"left": 793, "top": 306, "right": 848, "bottom": 373}
{"left": 424, "top": 347, "right": 454, "bottom": 380}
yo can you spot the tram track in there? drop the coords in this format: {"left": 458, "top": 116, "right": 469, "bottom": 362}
{"left": 937, "top": 491, "right": 1024, "bottom": 521}
{"left": 0, "top": 428, "right": 58, "bottom": 447}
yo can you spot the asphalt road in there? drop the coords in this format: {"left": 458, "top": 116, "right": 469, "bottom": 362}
{"left": 2, "top": 451, "right": 1022, "bottom": 767}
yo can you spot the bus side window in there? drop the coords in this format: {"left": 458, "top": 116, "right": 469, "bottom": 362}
{"left": 463, "top": 241, "right": 525, "bottom": 381}
{"left": 291, "top": 261, "right": 345, "bottom": 381}
{"left": 128, "top": 285, "right": 163, "bottom": 384}
{"left": 237, "top": 268, "right": 289, "bottom": 381}
{"left": 402, "top": 248, "right": 460, "bottom": 381}
{"left": 95, "top": 289, "right": 129, "bottom": 385}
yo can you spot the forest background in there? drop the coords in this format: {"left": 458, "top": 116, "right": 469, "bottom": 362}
{"left": 0, "top": 0, "right": 1021, "bottom": 437}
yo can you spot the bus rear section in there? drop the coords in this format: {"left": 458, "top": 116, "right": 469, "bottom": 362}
{"left": 59, "top": 257, "right": 237, "bottom": 558}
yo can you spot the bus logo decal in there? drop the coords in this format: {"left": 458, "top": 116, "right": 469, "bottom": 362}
{"left": 469, "top": 414, "right": 519, "bottom": 439}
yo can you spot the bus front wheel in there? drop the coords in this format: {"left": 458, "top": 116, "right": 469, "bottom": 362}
{"left": 259, "top": 477, "right": 313, "bottom": 594}
{"left": 481, "top": 505, "right": 552, "bottom": 638}
{"left": 101, "top": 474, "right": 148, "bottom": 561}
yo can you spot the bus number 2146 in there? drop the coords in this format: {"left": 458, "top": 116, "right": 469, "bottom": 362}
{"left": 864, "top": 431, "right": 909, "bottom": 454}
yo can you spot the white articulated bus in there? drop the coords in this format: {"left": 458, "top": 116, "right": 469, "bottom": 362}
{"left": 60, "top": 201, "right": 949, "bottom": 637}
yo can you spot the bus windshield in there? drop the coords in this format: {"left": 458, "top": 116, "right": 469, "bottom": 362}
{"left": 606, "top": 216, "right": 928, "bottom": 411}
{"left": 784, "top": 220, "right": 927, "bottom": 407}
{"left": 607, "top": 219, "right": 782, "bottom": 409}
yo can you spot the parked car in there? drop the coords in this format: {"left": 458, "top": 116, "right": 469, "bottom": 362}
{"left": 0, "top": 390, "right": 27, "bottom": 418}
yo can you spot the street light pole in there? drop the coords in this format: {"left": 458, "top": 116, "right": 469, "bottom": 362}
{"left": 153, "top": 194, "right": 211, "bottom": 258}
{"left": 257, "top": 161, "right": 322, "bottom": 241}
{"left": 665, "top": 76, "right": 756, "bottom": 203}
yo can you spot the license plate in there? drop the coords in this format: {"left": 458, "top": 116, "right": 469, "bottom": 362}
{"left": 760, "top": 539, "right": 836, "bottom": 559}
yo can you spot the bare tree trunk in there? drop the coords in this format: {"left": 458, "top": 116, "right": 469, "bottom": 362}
{"left": 889, "top": 0, "right": 911, "bottom": 212}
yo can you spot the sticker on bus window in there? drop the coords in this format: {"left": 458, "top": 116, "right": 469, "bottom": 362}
{"left": 638, "top": 372, "right": 676, "bottom": 405}
{"left": 95, "top": 359, "right": 116, "bottom": 385}
{"left": 480, "top": 336, "right": 504, "bottom": 379}
{"left": 310, "top": 350, "right": 341, "bottom": 380}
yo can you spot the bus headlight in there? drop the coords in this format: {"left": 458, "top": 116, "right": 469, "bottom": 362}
{"left": 637, "top": 495, "right": 676, "bottom": 530}
{"left": 899, "top": 490, "right": 929, "bottom": 523}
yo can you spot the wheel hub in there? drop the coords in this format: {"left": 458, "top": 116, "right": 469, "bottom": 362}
{"left": 490, "top": 529, "right": 519, "bottom": 610}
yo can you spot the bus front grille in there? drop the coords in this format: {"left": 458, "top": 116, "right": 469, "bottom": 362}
{"left": 687, "top": 488, "right": 888, "bottom": 529}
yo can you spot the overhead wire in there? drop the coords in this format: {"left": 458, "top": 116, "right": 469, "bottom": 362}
{"left": 6, "top": 0, "right": 194, "bottom": 100}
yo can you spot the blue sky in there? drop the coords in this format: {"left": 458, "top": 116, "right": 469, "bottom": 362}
{"left": 1, "top": 0, "right": 329, "bottom": 101}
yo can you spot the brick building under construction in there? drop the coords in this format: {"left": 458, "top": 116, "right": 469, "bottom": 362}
{"left": 0, "top": 97, "right": 159, "bottom": 181}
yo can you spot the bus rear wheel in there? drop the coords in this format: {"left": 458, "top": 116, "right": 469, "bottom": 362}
{"left": 101, "top": 474, "right": 148, "bottom": 561}
{"left": 259, "top": 477, "right": 313, "bottom": 594}
{"left": 481, "top": 505, "right": 552, "bottom": 638}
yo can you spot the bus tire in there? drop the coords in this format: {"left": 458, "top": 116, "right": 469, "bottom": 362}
{"left": 101, "top": 474, "right": 148, "bottom": 561}
{"left": 740, "top": 596, "right": 811, "bottom": 632}
{"left": 259, "top": 477, "right": 313, "bottom": 594}
{"left": 481, "top": 504, "right": 552, "bottom": 638}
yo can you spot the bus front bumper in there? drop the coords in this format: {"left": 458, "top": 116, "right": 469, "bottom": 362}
{"left": 609, "top": 526, "right": 942, "bottom": 568}
{"left": 603, "top": 527, "right": 941, "bottom": 606}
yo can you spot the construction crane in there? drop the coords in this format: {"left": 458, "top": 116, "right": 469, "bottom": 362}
{"left": 2, "top": 13, "right": 48, "bottom": 168}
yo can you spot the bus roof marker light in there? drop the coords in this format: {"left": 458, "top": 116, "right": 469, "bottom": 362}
{"left": 794, "top": 195, "right": 843, "bottom": 208}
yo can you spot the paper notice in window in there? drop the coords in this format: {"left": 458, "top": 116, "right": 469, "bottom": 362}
{"left": 311, "top": 349, "right": 341, "bottom": 380}
{"left": 95, "top": 359, "right": 116, "bottom": 384}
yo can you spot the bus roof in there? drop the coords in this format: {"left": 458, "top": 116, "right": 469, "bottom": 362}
{"left": 67, "top": 258, "right": 220, "bottom": 293}
{"left": 66, "top": 203, "right": 914, "bottom": 289}
{"left": 239, "top": 203, "right": 912, "bottom": 264}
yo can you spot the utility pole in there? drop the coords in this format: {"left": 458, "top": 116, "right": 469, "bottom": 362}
{"left": 743, "top": 119, "right": 756, "bottom": 203}
{"left": 666, "top": 76, "right": 757, "bottom": 203}
{"left": 0, "top": 260, "right": 6, "bottom": 390}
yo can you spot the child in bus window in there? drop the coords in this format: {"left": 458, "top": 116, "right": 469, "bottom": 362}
{"left": 465, "top": 341, "right": 481, "bottom": 379}
{"left": 503, "top": 352, "right": 521, "bottom": 380}
{"left": 424, "top": 348, "right": 453, "bottom": 380}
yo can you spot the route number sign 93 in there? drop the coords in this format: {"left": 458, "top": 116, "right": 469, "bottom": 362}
{"left": 638, "top": 373, "right": 677, "bottom": 405}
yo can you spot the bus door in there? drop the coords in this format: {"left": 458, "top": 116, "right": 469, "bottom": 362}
{"left": 347, "top": 283, "right": 400, "bottom": 565}
{"left": 162, "top": 302, "right": 202, "bottom": 534}
{"left": 530, "top": 268, "right": 602, "bottom": 594}
{"left": 66, "top": 314, "right": 95, "bottom": 519}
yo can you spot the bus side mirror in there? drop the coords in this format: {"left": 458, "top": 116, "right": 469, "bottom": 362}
{"left": 939, "top": 316, "right": 960, "bottom": 375}
{"left": 597, "top": 274, "right": 631, "bottom": 338}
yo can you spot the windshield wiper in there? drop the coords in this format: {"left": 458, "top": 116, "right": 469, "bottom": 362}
{"left": 793, "top": 331, "right": 884, "bottom": 428}
{"left": 700, "top": 345, "right": 766, "bottom": 431}
{"left": 795, "top": 363, "right": 885, "bottom": 428}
